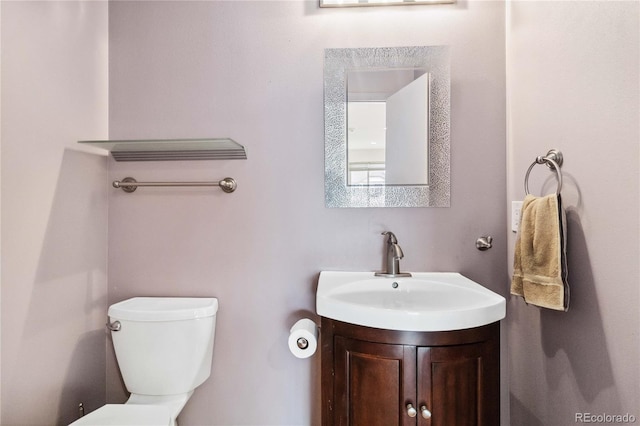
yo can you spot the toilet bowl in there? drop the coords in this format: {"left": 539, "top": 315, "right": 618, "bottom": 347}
{"left": 69, "top": 297, "right": 218, "bottom": 426}
{"left": 69, "top": 405, "right": 171, "bottom": 426}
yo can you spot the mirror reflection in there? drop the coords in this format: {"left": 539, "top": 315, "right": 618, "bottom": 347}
{"left": 347, "top": 69, "right": 430, "bottom": 186}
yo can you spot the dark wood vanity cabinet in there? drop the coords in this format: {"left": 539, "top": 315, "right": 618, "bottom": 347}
{"left": 320, "top": 318, "right": 500, "bottom": 426}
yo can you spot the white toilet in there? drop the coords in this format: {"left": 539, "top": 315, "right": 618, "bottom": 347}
{"left": 70, "top": 297, "right": 218, "bottom": 426}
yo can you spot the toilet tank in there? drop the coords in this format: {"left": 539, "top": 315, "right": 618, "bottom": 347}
{"left": 108, "top": 297, "right": 218, "bottom": 396}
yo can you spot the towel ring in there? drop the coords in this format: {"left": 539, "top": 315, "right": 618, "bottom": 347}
{"left": 524, "top": 149, "right": 563, "bottom": 196}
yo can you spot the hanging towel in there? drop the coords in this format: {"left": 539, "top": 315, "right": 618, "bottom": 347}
{"left": 511, "top": 193, "right": 569, "bottom": 311}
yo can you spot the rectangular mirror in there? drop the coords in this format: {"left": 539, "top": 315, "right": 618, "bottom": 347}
{"left": 347, "top": 69, "right": 430, "bottom": 186}
{"left": 324, "top": 46, "right": 450, "bottom": 208}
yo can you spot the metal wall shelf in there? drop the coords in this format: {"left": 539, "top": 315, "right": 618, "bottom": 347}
{"left": 78, "top": 138, "right": 247, "bottom": 161}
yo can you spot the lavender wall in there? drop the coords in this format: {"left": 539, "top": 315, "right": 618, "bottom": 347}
{"left": 506, "top": 1, "right": 639, "bottom": 424}
{"left": 0, "top": 2, "right": 109, "bottom": 424}
{"left": 108, "top": 1, "right": 507, "bottom": 424}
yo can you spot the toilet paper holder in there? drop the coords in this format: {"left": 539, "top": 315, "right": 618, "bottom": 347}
{"left": 297, "top": 337, "right": 309, "bottom": 350}
{"left": 288, "top": 318, "right": 319, "bottom": 358}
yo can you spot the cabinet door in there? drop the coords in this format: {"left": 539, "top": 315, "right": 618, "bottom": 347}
{"left": 334, "top": 336, "right": 417, "bottom": 426}
{"left": 417, "top": 342, "right": 499, "bottom": 426}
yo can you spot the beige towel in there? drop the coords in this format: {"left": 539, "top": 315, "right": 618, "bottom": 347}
{"left": 511, "top": 194, "right": 569, "bottom": 311}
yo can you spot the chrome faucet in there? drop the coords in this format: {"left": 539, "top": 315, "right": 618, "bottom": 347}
{"left": 375, "top": 231, "right": 412, "bottom": 278}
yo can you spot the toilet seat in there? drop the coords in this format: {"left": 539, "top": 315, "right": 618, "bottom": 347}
{"left": 68, "top": 404, "right": 171, "bottom": 426}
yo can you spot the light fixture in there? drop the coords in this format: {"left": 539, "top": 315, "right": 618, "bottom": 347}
{"left": 320, "top": 0, "right": 454, "bottom": 8}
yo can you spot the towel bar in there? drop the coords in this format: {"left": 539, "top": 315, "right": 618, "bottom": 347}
{"left": 524, "top": 149, "right": 563, "bottom": 196}
{"left": 112, "top": 177, "right": 237, "bottom": 193}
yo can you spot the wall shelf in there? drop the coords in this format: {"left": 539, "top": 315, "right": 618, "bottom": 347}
{"left": 78, "top": 138, "right": 247, "bottom": 161}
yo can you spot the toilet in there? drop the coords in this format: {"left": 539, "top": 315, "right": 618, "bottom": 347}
{"left": 70, "top": 297, "right": 218, "bottom": 426}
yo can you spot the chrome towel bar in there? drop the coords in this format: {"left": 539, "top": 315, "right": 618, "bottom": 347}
{"left": 524, "top": 149, "right": 563, "bottom": 196}
{"left": 113, "top": 177, "right": 237, "bottom": 193}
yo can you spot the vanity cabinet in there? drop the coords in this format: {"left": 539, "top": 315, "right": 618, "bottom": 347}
{"left": 320, "top": 318, "right": 500, "bottom": 426}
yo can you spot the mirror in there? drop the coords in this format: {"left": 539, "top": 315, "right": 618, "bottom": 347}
{"left": 347, "top": 69, "right": 430, "bottom": 186}
{"left": 324, "top": 46, "right": 450, "bottom": 207}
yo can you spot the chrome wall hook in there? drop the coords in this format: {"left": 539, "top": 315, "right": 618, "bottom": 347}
{"left": 476, "top": 236, "right": 493, "bottom": 251}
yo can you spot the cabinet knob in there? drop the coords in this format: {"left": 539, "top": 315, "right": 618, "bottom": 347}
{"left": 406, "top": 403, "right": 417, "bottom": 418}
{"left": 420, "top": 405, "right": 432, "bottom": 419}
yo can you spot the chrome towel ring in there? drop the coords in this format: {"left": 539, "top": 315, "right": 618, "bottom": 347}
{"left": 524, "top": 149, "right": 563, "bottom": 196}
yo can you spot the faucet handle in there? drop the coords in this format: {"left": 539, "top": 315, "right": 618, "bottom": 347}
{"left": 381, "top": 231, "right": 398, "bottom": 244}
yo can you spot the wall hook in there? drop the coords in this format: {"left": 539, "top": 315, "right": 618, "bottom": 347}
{"left": 476, "top": 236, "right": 493, "bottom": 251}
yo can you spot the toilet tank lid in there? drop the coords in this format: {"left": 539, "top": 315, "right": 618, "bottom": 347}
{"left": 108, "top": 297, "right": 218, "bottom": 322}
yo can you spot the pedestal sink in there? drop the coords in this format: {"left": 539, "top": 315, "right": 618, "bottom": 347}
{"left": 316, "top": 271, "right": 506, "bottom": 331}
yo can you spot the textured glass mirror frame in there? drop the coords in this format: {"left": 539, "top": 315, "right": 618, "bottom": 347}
{"left": 324, "top": 46, "right": 450, "bottom": 208}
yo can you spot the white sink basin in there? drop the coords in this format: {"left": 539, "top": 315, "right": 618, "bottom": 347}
{"left": 316, "top": 271, "right": 506, "bottom": 332}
